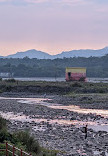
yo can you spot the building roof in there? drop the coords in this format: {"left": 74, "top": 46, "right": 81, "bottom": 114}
{"left": 66, "top": 67, "right": 86, "bottom": 69}
{"left": 66, "top": 67, "right": 86, "bottom": 73}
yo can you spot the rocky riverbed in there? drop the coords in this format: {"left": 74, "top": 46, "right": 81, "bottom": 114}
{"left": 0, "top": 92, "right": 108, "bottom": 156}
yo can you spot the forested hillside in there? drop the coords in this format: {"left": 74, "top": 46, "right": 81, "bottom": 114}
{"left": 0, "top": 54, "right": 108, "bottom": 78}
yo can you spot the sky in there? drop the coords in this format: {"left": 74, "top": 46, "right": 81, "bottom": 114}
{"left": 0, "top": 0, "right": 108, "bottom": 56}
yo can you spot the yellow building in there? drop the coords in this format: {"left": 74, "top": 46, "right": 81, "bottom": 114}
{"left": 66, "top": 67, "right": 86, "bottom": 81}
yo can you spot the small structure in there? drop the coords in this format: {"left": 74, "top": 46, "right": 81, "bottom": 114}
{"left": 65, "top": 67, "right": 86, "bottom": 81}
{"left": 0, "top": 72, "right": 13, "bottom": 78}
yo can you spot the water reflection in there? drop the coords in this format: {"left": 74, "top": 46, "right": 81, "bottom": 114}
{"left": 3, "top": 77, "right": 108, "bottom": 83}
{"left": 0, "top": 97, "right": 108, "bottom": 132}
{"left": 18, "top": 98, "right": 108, "bottom": 118}
{"left": 0, "top": 111, "right": 108, "bottom": 132}
{"left": 49, "top": 105, "right": 108, "bottom": 118}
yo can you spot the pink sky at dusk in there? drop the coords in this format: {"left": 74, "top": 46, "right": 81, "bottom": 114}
{"left": 0, "top": 0, "right": 108, "bottom": 56}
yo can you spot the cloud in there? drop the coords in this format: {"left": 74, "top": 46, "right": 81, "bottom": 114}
{"left": 0, "top": 0, "right": 107, "bottom": 5}
{"left": 0, "top": 0, "right": 90, "bottom": 6}
{"left": 0, "top": 0, "right": 106, "bottom": 8}
{"left": 0, "top": 0, "right": 105, "bottom": 9}
{"left": 0, "top": 0, "right": 28, "bottom": 6}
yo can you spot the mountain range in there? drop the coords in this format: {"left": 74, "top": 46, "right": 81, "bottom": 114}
{"left": 1, "top": 47, "right": 108, "bottom": 59}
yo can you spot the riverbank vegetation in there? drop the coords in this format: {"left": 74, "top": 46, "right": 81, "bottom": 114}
{"left": 0, "top": 80, "right": 108, "bottom": 94}
{"left": 0, "top": 116, "right": 57, "bottom": 156}
{"left": 0, "top": 54, "right": 108, "bottom": 77}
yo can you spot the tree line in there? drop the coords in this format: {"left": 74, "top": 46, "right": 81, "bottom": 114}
{"left": 0, "top": 54, "right": 108, "bottom": 77}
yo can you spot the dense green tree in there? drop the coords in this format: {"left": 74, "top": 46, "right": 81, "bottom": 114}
{"left": 0, "top": 54, "right": 108, "bottom": 77}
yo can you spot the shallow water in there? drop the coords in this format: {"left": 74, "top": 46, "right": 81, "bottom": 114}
{"left": 3, "top": 77, "right": 108, "bottom": 83}
{"left": 18, "top": 98, "right": 108, "bottom": 118}
{"left": 0, "top": 111, "right": 108, "bottom": 132}
{"left": 49, "top": 105, "right": 108, "bottom": 118}
{"left": 0, "top": 97, "right": 108, "bottom": 132}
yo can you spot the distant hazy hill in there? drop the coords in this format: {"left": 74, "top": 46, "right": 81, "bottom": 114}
{"left": 0, "top": 56, "right": 3, "bottom": 58}
{"left": 6, "top": 49, "right": 52, "bottom": 59}
{"left": 4, "top": 47, "right": 108, "bottom": 59}
{"left": 53, "top": 47, "right": 108, "bottom": 58}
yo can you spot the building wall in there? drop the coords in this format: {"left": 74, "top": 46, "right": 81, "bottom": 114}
{"left": 66, "top": 67, "right": 86, "bottom": 81}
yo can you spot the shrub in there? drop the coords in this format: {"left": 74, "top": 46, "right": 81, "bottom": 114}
{"left": 79, "top": 77, "right": 86, "bottom": 81}
{"left": 0, "top": 143, "right": 5, "bottom": 156}
{"left": 5, "top": 79, "right": 16, "bottom": 83}
{"left": 72, "top": 82, "right": 82, "bottom": 87}
{"left": 13, "top": 131, "right": 41, "bottom": 154}
{"left": 0, "top": 129, "right": 11, "bottom": 143}
{"left": 0, "top": 117, "right": 7, "bottom": 130}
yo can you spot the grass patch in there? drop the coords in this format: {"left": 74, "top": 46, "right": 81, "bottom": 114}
{"left": 0, "top": 80, "right": 108, "bottom": 94}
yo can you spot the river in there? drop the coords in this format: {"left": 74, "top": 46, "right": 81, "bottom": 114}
{"left": 3, "top": 77, "right": 108, "bottom": 83}
{"left": 0, "top": 97, "right": 108, "bottom": 132}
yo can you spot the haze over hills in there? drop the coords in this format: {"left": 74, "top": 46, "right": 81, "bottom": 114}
{"left": 6, "top": 49, "right": 52, "bottom": 59}
{"left": 55, "top": 47, "right": 108, "bottom": 58}
{"left": 2, "top": 47, "right": 108, "bottom": 59}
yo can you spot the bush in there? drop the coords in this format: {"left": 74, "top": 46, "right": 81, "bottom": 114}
{"left": 0, "top": 129, "right": 12, "bottom": 143}
{"left": 13, "top": 131, "right": 41, "bottom": 154}
{"left": 0, "top": 117, "right": 7, "bottom": 130}
{"left": 79, "top": 77, "right": 86, "bottom": 81}
{"left": 0, "top": 143, "right": 5, "bottom": 156}
{"left": 6, "top": 86, "right": 12, "bottom": 92}
{"left": 72, "top": 82, "right": 82, "bottom": 87}
{"left": 5, "top": 79, "right": 16, "bottom": 83}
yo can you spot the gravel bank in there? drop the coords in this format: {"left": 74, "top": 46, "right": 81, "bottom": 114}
{"left": 0, "top": 93, "right": 108, "bottom": 156}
